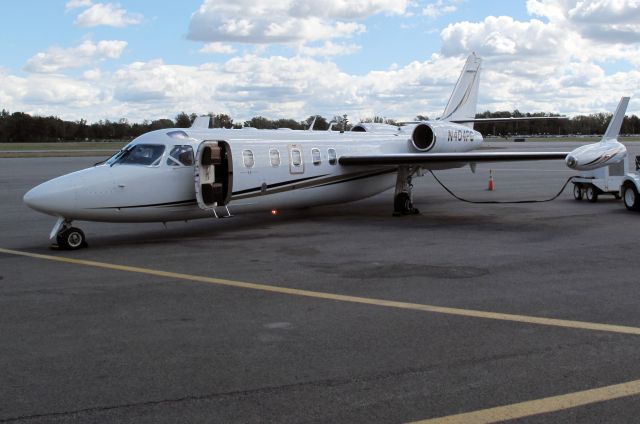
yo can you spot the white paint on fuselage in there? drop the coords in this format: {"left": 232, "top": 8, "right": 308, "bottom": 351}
{"left": 24, "top": 124, "right": 483, "bottom": 223}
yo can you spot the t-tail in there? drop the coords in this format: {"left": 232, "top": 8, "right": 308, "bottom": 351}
{"left": 439, "top": 53, "right": 482, "bottom": 128}
{"left": 566, "top": 97, "right": 630, "bottom": 171}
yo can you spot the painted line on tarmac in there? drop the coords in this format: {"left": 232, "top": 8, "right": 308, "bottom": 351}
{"left": 410, "top": 378, "right": 640, "bottom": 424}
{"left": 2, "top": 247, "right": 640, "bottom": 336}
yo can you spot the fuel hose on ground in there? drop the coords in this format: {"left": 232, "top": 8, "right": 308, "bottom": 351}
{"left": 429, "top": 170, "right": 580, "bottom": 204}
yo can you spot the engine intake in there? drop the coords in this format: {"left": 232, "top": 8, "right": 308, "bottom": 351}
{"left": 411, "top": 123, "right": 436, "bottom": 151}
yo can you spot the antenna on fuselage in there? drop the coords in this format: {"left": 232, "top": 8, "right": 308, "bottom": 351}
{"left": 308, "top": 116, "right": 317, "bottom": 131}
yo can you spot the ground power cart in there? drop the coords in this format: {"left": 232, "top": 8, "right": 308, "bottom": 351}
{"left": 572, "top": 155, "right": 640, "bottom": 211}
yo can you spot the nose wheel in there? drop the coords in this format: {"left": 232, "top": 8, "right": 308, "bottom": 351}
{"left": 50, "top": 218, "right": 88, "bottom": 250}
{"left": 57, "top": 227, "right": 87, "bottom": 250}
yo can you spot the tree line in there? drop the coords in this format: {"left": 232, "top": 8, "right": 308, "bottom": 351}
{"left": 1, "top": 109, "right": 639, "bottom": 143}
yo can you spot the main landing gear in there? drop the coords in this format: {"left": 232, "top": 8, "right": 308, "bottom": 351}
{"left": 50, "top": 218, "right": 87, "bottom": 250}
{"left": 393, "top": 166, "right": 420, "bottom": 216}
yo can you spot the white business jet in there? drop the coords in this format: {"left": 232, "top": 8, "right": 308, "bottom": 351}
{"left": 23, "top": 53, "right": 629, "bottom": 249}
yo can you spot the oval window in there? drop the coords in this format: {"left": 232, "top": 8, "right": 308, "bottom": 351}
{"left": 328, "top": 148, "right": 337, "bottom": 165}
{"left": 291, "top": 149, "right": 302, "bottom": 166}
{"left": 270, "top": 148, "right": 281, "bottom": 167}
{"left": 311, "top": 148, "right": 321, "bottom": 165}
{"left": 243, "top": 149, "right": 255, "bottom": 168}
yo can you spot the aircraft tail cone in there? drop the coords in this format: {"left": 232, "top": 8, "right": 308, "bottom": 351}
{"left": 487, "top": 170, "right": 494, "bottom": 191}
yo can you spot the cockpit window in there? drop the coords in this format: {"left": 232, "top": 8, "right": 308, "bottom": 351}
{"left": 110, "top": 144, "right": 165, "bottom": 166}
{"left": 166, "top": 145, "right": 194, "bottom": 167}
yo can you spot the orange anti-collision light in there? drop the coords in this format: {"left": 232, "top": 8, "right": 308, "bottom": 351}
{"left": 271, "top": 209, "right": 278, "bottom": 216}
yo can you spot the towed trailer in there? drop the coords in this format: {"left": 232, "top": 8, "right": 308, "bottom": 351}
{"left": 572, "top": 155, "right": 640, "bottom": 211}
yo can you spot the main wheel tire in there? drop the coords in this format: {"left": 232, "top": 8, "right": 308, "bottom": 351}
{"left": 394, "top": 192, "right": 412, "bottom": 215}
{"left": 573, "top": 184, "right": 583, "bottom": 201}
{"left": 57, "top": 227, "right": 87, "bottom": 250}
{"left": 586, "top": 185, "right": 598, "bottom": 203}
{"left": 623, "top": 184, "right": 640, "bottom": 211}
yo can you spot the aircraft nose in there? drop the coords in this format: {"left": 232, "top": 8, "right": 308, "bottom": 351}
{"left": 24, "top": 176, "right": 78, "bottom": 217}
{"left": 565, "top": 155, "right": 577, "bottom": 169}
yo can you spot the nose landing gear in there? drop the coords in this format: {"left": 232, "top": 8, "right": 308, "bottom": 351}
{"left": 50, "top": 218, "right": 88, "bottom": 250}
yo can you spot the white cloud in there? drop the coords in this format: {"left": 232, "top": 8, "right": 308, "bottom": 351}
{"left": 0, "top": 72, "right": 107, "bottom": 112}
{"left": 2, "top": 49, "right": 640, "bottom": 124}
{"left": 423, "top": 0, "right": 464, "bottom": 18}
{"left": 528, "top": 0, "right": 640, "bottom": 42}
{"left": 288, "top": 0, "right": 411, "bottom": 19}
{"left": 75, "top": 3, "right": 143, "bottom": 27}
{"left": 187, "top": 0, "right": 406, "bottom": 46}
{"left": 0, "top": 53, "right": 490, "bottom": 122}
{"left": 441, "top": 16, "right": 566, "bottom": 61}
{"left": 436, "top": 1, "right": 640, "bottom": 115}
{"left": 200, "top": 42, "right": 237, "bottom": 54}
{"left": 297, "top": 41, "right": 362, "bottom": 57}
{"left": 83, "top": 68, "right": 103, "bottom": 80}
{"left": 24, "top": 40, "right": 127, "bottom": 73}
{"left": 3, "top": 0, "right": 640, "bottom": 123}
{"left": 65, "top": 0, "right": 93, "bottom": 10}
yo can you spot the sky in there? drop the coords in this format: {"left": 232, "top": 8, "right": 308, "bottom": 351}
{"left": 1, "top": 0, "right": 639, "bottom": 123}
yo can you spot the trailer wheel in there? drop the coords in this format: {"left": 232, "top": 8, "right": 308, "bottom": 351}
{"left": 622, "top": 183, "right": 640, "bottom": 211}
{"left": 573, "top": 184, "right": 583, "bottom": 201}
{"left": 586, "top": 185, "right": 598, "bottom": 203}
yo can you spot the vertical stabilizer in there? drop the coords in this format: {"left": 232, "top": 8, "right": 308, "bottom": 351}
{"left": 602, "top": 97, "right": 630, "bottom": 142}
{"left": 440, "top": 53, "right": 482, "bottom": 128}
{"left": 191, "top": 116, "right": 211, "bottom": 129}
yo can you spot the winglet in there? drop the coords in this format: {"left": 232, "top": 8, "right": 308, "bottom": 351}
{"left": 191, "top": 116, "right": 211, "bottom": 129}
{"left": 602, "top": 97, "right": 630, "bottom": 142}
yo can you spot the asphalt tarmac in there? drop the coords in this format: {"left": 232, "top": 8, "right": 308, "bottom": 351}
{"left": 2, "top": 141, "right": 640, "bottom": 423}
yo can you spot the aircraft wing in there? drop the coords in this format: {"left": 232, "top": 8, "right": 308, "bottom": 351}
{"left": 338, "top": 151, "right": 569, "bottom": 166}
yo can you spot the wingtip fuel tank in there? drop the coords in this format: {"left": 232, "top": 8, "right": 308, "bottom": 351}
{"left": 566, "top": 97, "right": 630, "bottom": 171}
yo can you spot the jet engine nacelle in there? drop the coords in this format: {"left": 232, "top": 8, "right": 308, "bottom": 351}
{"left": 411, "top": 121, "right": 482, "bottom": 153}
{"left": 565, "top": 140, "right": 627, "bottom": 171}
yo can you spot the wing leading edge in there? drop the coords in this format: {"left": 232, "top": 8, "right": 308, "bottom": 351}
{"left": 338, "top": 151, "right": 569, "bottom": 166}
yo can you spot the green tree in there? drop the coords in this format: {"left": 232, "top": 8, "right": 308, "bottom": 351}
{"left": 175, "top": 112, "right": 192, "bottom": 128}
{"left": 212, "top": 113, "right": 234, "bottom": 129}
{"left": 305, "top": 115, "right": 329, "bottom": 130}
{"left": 245, "top": 116, "right": 275, "bottom": 129}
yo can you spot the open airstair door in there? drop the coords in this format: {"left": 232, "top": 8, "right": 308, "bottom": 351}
{"left": 195, "top": 141, "right": 233, "bottom": 210}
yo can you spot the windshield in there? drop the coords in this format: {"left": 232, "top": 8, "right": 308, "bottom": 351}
{"left": 109, "top": 144, "right": 165, "bottom": 166}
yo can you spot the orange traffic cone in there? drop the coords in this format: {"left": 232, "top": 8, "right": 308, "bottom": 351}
{"left": 487, "top": 170, "right": 494, "bottom": 191}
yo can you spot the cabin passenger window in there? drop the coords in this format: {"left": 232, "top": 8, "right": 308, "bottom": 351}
{"left": 243, "top": 150, "right": 255, "bottom": 168}
{"left": 311, "top": 148, "right": 321, "bottom": 165}
{"left": 328, "top": 148, "right": 337, "bottom": 165}
{"left": 269, "top": 148, "right": 281, "bottom": 167}
{"left": 291, "top": 149, "right": 302, "bottom": 166}
{"left": 112, "top": 144, "right": 165, "bottom": 166}
{"left": 166, "top": 145, "right": 194, "bottom": 166}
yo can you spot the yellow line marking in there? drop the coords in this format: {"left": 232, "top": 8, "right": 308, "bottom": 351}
{"left": 410, "top": 379, "right": 640, "bottom": 423}
{"left": 2, "top": 247, "right": 640, "bottom": 336}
